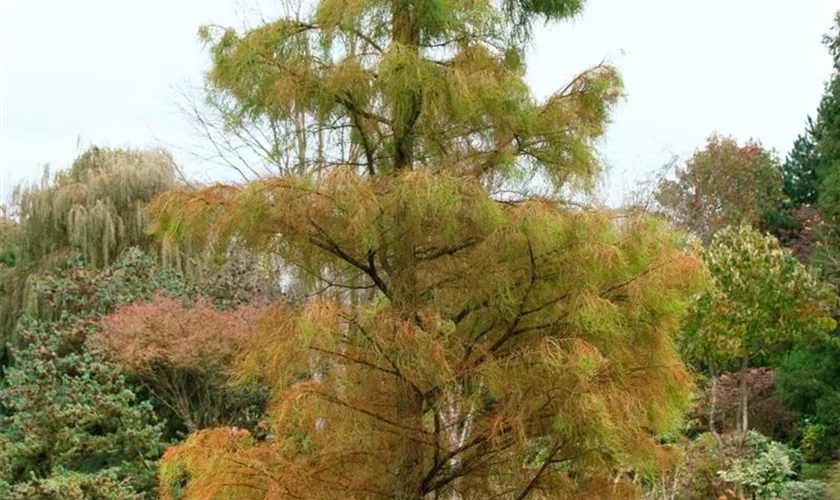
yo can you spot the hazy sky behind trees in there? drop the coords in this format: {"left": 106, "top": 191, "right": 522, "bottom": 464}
{"left": 0, "top": 0, "right": 837, "bottom": 205}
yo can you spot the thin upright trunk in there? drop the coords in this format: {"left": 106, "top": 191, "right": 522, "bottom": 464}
{"left": 708, "top": 360, "right": 721, "bottom": 446}
{"left": 439, "top": 386, "right": 480, "bottom": 499}
{"left": 392, "top": 235, "right": 424, "bottom": 499}
{"left": 738, "top": 354, "right": 750, "bottom": 445}
{"left": 391, "top": 0, "right": 421, "bottom": 172}
{"left": 296, "top": 111, "right": 307, "bottom": 175}
{"left": 389, "top": 3, "right": 424, "bottom": 496}
{"left": 390, "top": 152, "right": 425, "bottom": 499}
{"left": 395, "top": 380, "right": 424, "bottom": 499}
{"left": 310, "top": 349, "right": 326, "bottom": 432}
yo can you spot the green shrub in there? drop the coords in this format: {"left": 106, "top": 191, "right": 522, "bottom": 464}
{"left": 781, "top": 479, "right": 828, "bottom": 500}
{"left": 719, "top": 441, "right": 795, "bottom": 498}
{"left": 0, "top": 319, "right": 163, "bottom": 498}
{"left": 745, "top": 429, "right": 804, "bottom": 473}
{"left": 2, "top": 470, "right": 144, "bottom": 499}
{"left": 0, "top": 249, "right": 188, "bottom": 497}
{"left": 777, "top": 347, "right": 840, "bottom": 461}
{"left": 801, "top": 421, "right": 835, "bottom": 463}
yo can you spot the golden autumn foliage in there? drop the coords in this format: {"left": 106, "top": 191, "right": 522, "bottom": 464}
{"left": 151, "top": 169, "right": 705, "bottom": 499}
{"left": 148, "top": 0, "right": 708, "bottom": 497}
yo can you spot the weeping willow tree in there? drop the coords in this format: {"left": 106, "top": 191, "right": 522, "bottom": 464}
{"left": 13, "top": 146, "right": 178, "bottom": 267}
{"left": 0, "top": 146, "right": 180, "bottom": 360}
{"left": 0, "top": 207, "right": 21, "bottom": 363}
{"left": 0, "top": 207, "right": 18, "bottom": 268}
{"left": 151, "top": 0, "right": 707, "bottom": 498}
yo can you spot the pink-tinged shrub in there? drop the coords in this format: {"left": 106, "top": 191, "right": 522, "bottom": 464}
{"left": 98, "top": 295, "right": 267, "bottom": 432}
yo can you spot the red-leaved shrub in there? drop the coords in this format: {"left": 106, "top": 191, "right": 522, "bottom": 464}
{"left": 98, "top": 295, "right": 267, "bottom": 431}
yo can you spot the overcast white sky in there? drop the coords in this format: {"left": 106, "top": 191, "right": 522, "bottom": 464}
{"left": 0, "top": 0, "right": 837, "bottom": 205}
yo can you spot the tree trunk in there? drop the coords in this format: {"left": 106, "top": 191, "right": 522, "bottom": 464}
{"left": 389, "top": 189, "right": 424, "bottom": 498}
{"left": 395, "top": 380, "right": 424, "bottom": 499}
{"left": 391, "top": 238, "right": 424, "bottom": 500}
{"left": 391, "top": 0, "right": 421, "bottom": 172}
{"left": 439, "top": 385, "right": 479, "bottom": 499}
{"left": 738, "top": 354, "right": 750, "bottom": 444}
{"left": 708, "top": 360, "right": 722, "bottom": 446}
{"left": 389, "top": 4, "right": 424, "bottom": 496}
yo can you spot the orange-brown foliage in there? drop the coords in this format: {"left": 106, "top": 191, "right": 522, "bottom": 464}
{"left": 153, "top": 173, "right": 707, "bottom": 498}
{"left": 149, "top": 0, "right": 705, "bottom": 493}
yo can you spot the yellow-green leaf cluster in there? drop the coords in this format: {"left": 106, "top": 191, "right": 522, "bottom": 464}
{"left": 681, "top": 225, "right": 836, "bottom": 368}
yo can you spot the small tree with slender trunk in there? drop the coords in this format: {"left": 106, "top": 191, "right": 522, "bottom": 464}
{"left": 681, "top": 225, "right": 835, "bottom": 442}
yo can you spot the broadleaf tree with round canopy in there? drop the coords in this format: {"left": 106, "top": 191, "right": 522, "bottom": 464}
{"left": 681, "top": 225, "right": 836, "bottom": 442}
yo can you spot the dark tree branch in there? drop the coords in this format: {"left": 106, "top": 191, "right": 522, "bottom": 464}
{"left": 309, "top": 346, "right": 400, "bottom": 377}
{"left": 306, "top": 220, "right": 392, "bottom": 299}
{"left": 515, "top": 441, "right": 562, "bottom": 500}
{"left": 599, "top": 260, "right": 672, "bottom": 298}
{"left": 343, "top": 94, "right": 378, "bottom": 177}
{"left": 317, "top": 392, "right": 430, "bottom": 435}
{"left": 415, "top": 239, "right": 478, "bottom": 261}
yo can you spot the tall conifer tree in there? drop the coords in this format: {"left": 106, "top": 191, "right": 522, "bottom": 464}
{"left": 152, "top": 0, "right": 706, "bottom": 497}
{"left": 814, "top": 13, "right": 840, "bottom": 218}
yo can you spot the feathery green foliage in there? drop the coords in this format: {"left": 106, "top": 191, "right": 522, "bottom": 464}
{"left": 195, "top": 0, "right": 621, "bottom": 188}
{"left": 149, "top": 1, "right": 707, "bottom": 496}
